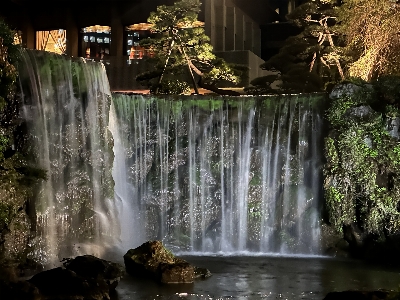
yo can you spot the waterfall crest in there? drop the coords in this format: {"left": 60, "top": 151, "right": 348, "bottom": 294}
{"left": 110, "top": 94, "right": 324, "bottom": 254}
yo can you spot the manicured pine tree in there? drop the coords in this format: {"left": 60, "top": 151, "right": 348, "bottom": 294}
{"left": 136, "top": 0, "right": 242, "bottom": 95}
{"left": 246, "top": 0, "right": 344, "bottom": 94}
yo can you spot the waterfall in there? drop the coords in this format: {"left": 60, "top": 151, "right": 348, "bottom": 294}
{"left": 110, "top": 94, "right": 325, "bottom": 254}
{"left": 18, "top": 49, "right": 117, "bottom": 265}
{"left": 18, "top": 50, "right": 324, "bottom": 259}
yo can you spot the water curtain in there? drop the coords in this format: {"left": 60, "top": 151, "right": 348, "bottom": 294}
{"left": 110, "top": 94, "right": 325, "bottom": 254}
{"left": 19, "top": 50, "right": 325, "bottom": 259}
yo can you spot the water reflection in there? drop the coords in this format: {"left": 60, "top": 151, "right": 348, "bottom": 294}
{"left": 112, "top": 256, "right": 400, "bottom": 300}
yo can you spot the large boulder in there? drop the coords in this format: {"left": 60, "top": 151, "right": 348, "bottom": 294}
{"left": 343, "top": 105, "right": 380, "bottom": 124}
{"left": 123, "top": 240, "right": 211, "bottom": 283}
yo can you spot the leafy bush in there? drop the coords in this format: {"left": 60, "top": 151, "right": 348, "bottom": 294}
{"left": 325, "top": 79, "right": 400, "bottom": 238}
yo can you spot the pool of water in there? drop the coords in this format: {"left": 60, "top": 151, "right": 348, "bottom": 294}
{"left": 111, "top": 255, "right": 400, "bottom": 300}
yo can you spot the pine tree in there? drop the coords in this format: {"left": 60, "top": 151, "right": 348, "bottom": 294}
{"left": 136, "top": 0, "right": 241, "bottom": 95}
{"left": 246, "top": 0, "right": 343, "bottom": 94}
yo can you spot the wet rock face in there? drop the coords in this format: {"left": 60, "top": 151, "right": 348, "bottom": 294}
{"left": 123, "top": 240, "right": 211, "bottom": 284}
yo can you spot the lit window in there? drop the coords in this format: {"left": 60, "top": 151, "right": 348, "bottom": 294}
{"left": 82, "top": 25, "right": 111, "bottom": 34}
{"left": 90, "top": 36, "right": 95, "bottom": 42}
{"left": 97, "top": 38, "right": 103, "bottom": 43}
{"left": 127, "top": 40, "right": 133, "bottom": 46}
{"left": 83, "top": 35, "right": 88, "bottom": 42}
{"left": 104, "top": 37, "right": 110, "bottom": 43}
{"left": 36, "top": 29, "right": 66, "bottom": 54}
{"left": 13, "top": 31, "right": 22, "bottom": 45}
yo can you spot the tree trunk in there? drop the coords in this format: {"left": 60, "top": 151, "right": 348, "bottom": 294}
{"left": 156, "top": 40, "right": 175, "bottom": 94}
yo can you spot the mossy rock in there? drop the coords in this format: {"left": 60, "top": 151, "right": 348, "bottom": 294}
{"left": 343, "top": 105, "right": 381, "bottom": 125}
{"left": 329, "top": 82, "right": 374, "bottom": 103}
{"left": 123, "top": 240, "right": 211, "bottom": 283}
{"left": 124, "top": 240, "right": 176, "bottom": 274}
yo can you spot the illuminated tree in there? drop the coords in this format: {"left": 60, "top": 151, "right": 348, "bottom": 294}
{"left": 247, "top": 0, "right": 343, "bottom": 94}
{"left": 136, "top": 0, "right": 241, "bottom": 95}
{"left": 337, "top": 0, "right": 400, "bottom": 81}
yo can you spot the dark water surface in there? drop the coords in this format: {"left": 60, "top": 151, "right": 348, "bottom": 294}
{"left": 111, "top": 255, "right": 400, "bottom": 300}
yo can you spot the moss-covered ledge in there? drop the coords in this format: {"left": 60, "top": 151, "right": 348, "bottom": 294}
{"left": 324, "top": 77, "right": 400, "bottom": 262}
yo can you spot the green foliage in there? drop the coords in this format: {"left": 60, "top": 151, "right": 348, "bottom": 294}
{"left": 152, "top": 79, "right": 191, "bottom": 95}
{"left": 325, "top": 186, "right": 353, "bottom": 232}
{"left": 324, "top": 80, "right": 400, "bottom": 237}
{"left": 136, "top": 0, "right": 240, "bottom": 94}
{"left": 247, "top": 0, "right": 343, "bottom": 94}
{"left": 324, "top": 137, "right": 338, "bottom": 173}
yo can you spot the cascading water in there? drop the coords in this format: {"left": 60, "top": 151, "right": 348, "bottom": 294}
{"left": 18, "top": 50, "right": 325, "bottom": 260}
{"left": 18, "top": 49, "right": 117, "bottom": 265}
{"left": 110, "top": 94, "right": 325, "bottom": 254}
